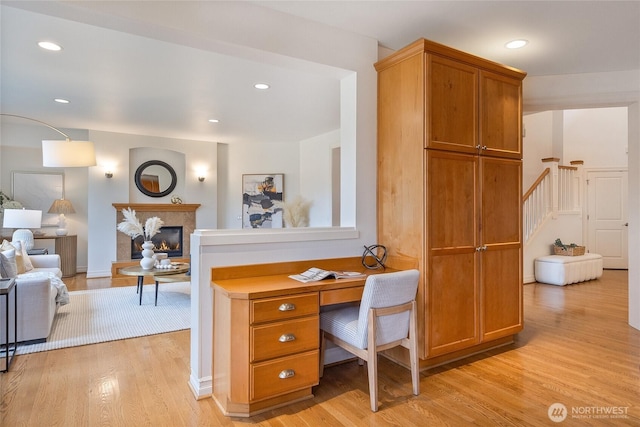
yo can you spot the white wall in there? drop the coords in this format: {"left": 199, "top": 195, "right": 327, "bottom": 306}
{"left": 216, "top": 141, "right": 300, "bottom": 229}
{"left": 523, "top": 107, "right": 628, "bottom": 191}
{"left": 178, "top": 5, "right": 379, "bottom": 398}
{"left": 629, "top": 102, "right": 640, "bottom": 330}
{"left": 523, "top": 111, "right": 554, "bottom": 190}
{"left": 523, "top": 72, "right": 639, "bottom": 331}
{"left": 300, "top": 129, "right": 341, "bottom": 227}
{"left": 564, "top": 107, "right": 628, "bottom": 168}
{"left": 523, "top": 107, "right": 629, "bottom": 283}
{"left": 1, "top": 122, "right": 91, "bottom": 270}
{"left": 86, "top": 129, "right": 217, "bottom": 278}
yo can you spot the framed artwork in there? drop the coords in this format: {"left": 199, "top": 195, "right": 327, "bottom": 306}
{"left": 242, "top": 174, "right": 284, "bottom": 228}
{"left": 12, "top": 171, "right": 64, "bottom": 227}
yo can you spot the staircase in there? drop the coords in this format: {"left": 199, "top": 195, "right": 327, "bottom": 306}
{"left": 523, "top": 158, "right": 584, "bottom": 282}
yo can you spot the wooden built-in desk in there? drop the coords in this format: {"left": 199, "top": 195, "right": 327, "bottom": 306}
{"left": 210, "top": 256, "right": 414, "bottom": 417}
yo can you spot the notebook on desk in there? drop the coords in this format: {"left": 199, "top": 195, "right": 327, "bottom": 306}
{"left": 289, "top": 267, "right": 366, "bottom": 283}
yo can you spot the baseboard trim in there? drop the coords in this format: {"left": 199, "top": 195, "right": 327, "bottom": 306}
{"left": 188, "top": 374, "right": 212, "bottom": 400}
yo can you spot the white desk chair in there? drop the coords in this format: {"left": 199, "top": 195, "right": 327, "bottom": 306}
{"left": 319, "top": 269, "right": 420, "bottom": 412}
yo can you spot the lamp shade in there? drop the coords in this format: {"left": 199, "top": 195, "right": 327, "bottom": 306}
{"left": 42, "top": 140, "right": 97, "bottom": 167}
{"left": 2, "top": 208, "right": 42, "bottom": 229}
{"left": 2, "top": 209, "right": 42, "bottom": 250}
{"left": 48, "top": 199, "right": 76, "bottom": 215}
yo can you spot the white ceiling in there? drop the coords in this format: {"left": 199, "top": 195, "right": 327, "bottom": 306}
{"left": 1, "top": 1, "right": 639, "bottom": 144}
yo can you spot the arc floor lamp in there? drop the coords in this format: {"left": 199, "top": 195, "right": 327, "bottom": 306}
{"left": 0, "top": 113, "right": 96, "bottom": 167}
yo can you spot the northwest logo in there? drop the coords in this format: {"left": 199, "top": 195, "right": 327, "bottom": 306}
{"left": 548, "top": 403, "right": 568, "bottom": 423}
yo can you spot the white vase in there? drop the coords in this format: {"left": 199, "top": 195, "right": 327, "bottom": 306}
{"left": 140, "top": 240, "right": 156, "bottom": 270}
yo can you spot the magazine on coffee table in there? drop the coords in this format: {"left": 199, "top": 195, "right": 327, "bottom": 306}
{"left": 288, "top": 267, "right": 366, "bottom": 283}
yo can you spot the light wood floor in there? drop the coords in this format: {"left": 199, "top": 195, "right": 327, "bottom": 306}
{"left": 1, "top": 270, "right": 639, "bottom": 426}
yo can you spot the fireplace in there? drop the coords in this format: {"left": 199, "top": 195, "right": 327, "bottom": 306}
{"left": 113, "top": 203, "right": 199, "bottom": 264}
{"left": 131, "top": 226, "right": 183, "bottom": 259}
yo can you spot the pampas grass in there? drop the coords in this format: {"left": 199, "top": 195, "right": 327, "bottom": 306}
{"left": 117, "top": 207, "right": 164, "bottom": 240}
{"left": 283, "top": 195, "right": 312, "bottom": 228}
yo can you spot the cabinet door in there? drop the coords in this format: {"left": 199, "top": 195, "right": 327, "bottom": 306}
{"left": 426, "top": 150, "right": 480, "bottom": 357}
{"left": 427, "top": 55, "right": 478, "bottom": 154}
{"left": 479, "top": 71, "right": 522, "bottom": 159}
{"left": 479, "top": 157, "right": 523, "bottom": 340}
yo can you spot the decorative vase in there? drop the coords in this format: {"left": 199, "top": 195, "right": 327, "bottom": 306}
{"left": 140, "top": 240, "right": 156, "bottom": 270}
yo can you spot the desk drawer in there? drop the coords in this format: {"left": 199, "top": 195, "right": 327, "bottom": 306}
{"left": 251, "top": 350, "right": 319, "bottom": 401}
{"left": 251, "top": 316, "right": 319, "bottom": 362}
{"left": 320, "top": 286, "right": 364, "bottom": 306}
{"left": 251, "top": 293, "right": 318, "bottom": 324}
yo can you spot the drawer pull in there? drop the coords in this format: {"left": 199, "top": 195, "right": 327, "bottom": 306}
{"left": 278, "top": 369, "right": 295, "bottom": 379}
{"left": 278, "top": 303, "right": 296, "bottom": 312}
{"left": 278, "top": 333, "right": 296, "bottom": 343}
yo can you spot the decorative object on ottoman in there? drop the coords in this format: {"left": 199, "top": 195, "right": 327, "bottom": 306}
{"left": 553, "top": 238, "right": 586, "bottom": 256}
{"left": 117, "top": 207, "right": 164, "bottom": 270}
{"left": 535, "top": 253, "right": 603, "bottom": 286}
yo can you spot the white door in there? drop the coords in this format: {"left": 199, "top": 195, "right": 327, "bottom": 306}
{"left": 586, "top": 170, "right": 628, "bottom": 269}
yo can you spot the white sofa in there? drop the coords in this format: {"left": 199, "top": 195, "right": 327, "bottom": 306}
{"left": 0, "top": 254, "right": 67, "bottom": 343}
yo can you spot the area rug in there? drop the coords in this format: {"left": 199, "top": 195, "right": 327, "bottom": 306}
{"left": 16, "top": 281, "right": 191, "bottom": 355}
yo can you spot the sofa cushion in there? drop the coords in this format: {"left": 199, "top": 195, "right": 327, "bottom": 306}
{"left": 0, "top": 248, "right": 18, "bottom": 278}
{"left": 14, "top": 240, "right": 34, "bottom": 272}
{"left": 1, "top": 239, "right": 33, "bottom": 274}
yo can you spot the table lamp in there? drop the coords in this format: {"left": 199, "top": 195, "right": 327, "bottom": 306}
{"left": 48, "top": 199, "right": 76, "bottom": 236}
{"left": 2, "top": 208, "right": 42, "bottom": 250}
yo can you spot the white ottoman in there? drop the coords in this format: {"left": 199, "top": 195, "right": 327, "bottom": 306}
{"left": 534, "top": 254, "right": 603, "bottom": 286}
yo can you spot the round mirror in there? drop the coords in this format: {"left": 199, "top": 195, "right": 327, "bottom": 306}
{"left": 134, "top": 160, "right": 177, "bottom": 198}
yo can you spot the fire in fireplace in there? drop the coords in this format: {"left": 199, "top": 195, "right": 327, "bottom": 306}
{"left": 131, "top": 226, "right": 183, "bottom": 259}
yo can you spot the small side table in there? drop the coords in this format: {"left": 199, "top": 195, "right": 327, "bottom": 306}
{"left": 1, "top": 278, "right": 17, "bottom": 373}
{"left": 153, "top": 273, "right": 191, "bottom": 306}
{"left": 119, "top": 264, "right": 189, "bottom": 306}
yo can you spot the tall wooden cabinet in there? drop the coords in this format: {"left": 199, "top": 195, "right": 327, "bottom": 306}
{"left": 375, "top": 39, "right": 526, "bottom": 366}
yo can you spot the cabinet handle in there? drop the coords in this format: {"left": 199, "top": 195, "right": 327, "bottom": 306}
{"left": 482, "top": 245, "right": 488, "bottom": 251}
{"left": 481, "top": 145, "right": 487, "bottom": 150}
{"left": 476, "top": 246, "right": 482, "bottom": 252}
{"left": 279, "top": 369, "right": 295, "bottom": 379}
{"left": 279, "top": 333, "right": 296, "bottom": 342}
{"left": 278, "top": 303, "right": 296, "bottom": 312}
{"left": 475, "top": 144, "right": 481, "bottom": 149}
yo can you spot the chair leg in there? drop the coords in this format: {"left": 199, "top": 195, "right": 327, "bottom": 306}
{"left": 367, "top": 309, "right": 378, "bottom": 412}
{"left": 367, "top": 350, "right": 378, "bottom": 412}
{"left": 319, "top": 330, "right": 326, "bottom": 378}
{"left": 409, "top": 302, "right": 420, "bottom": 395}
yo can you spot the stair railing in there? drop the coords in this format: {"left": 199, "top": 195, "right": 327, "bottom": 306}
{"left": 523, "top": 158, "right": 583, "bottom": 243}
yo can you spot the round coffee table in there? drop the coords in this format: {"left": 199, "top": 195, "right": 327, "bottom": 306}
{"left": 119, "top": 263, "right": 190, "bottom": 305}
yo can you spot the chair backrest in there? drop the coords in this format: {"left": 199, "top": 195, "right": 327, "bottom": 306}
{"left": 355, "top": 269, "right": 420, "bottom": 349}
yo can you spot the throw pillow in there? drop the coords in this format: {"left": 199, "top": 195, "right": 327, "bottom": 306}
{"left": 1, "top": 239, "right": 25, "bottom": 274}
{"left": 0, "top": 248, "right": 18, "bottom": 278}
{"left": 12, "top": 240, "right": 34, "bottom": 272}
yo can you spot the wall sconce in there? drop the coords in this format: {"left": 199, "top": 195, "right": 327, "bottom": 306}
{"left": 105, "top": 171, "right": 113, "bottom": 179}
{"left": 198, "top": 176, "right": 205, "bottom": 182}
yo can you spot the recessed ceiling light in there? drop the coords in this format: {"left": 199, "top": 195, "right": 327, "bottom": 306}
{"left": 208, "top": 119, "right": 219, "bottom": 123}
{"left": 54, "top": 98, "right": 70, "bottom": 104}
{"left": 38, "top": 41, "right": 62, "bottom": 51}
{"left": 505, "top": 39, "right": 528, "bottom": 49}
{"left": 254, "top": 83, "right": 270, "bottom": 90}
